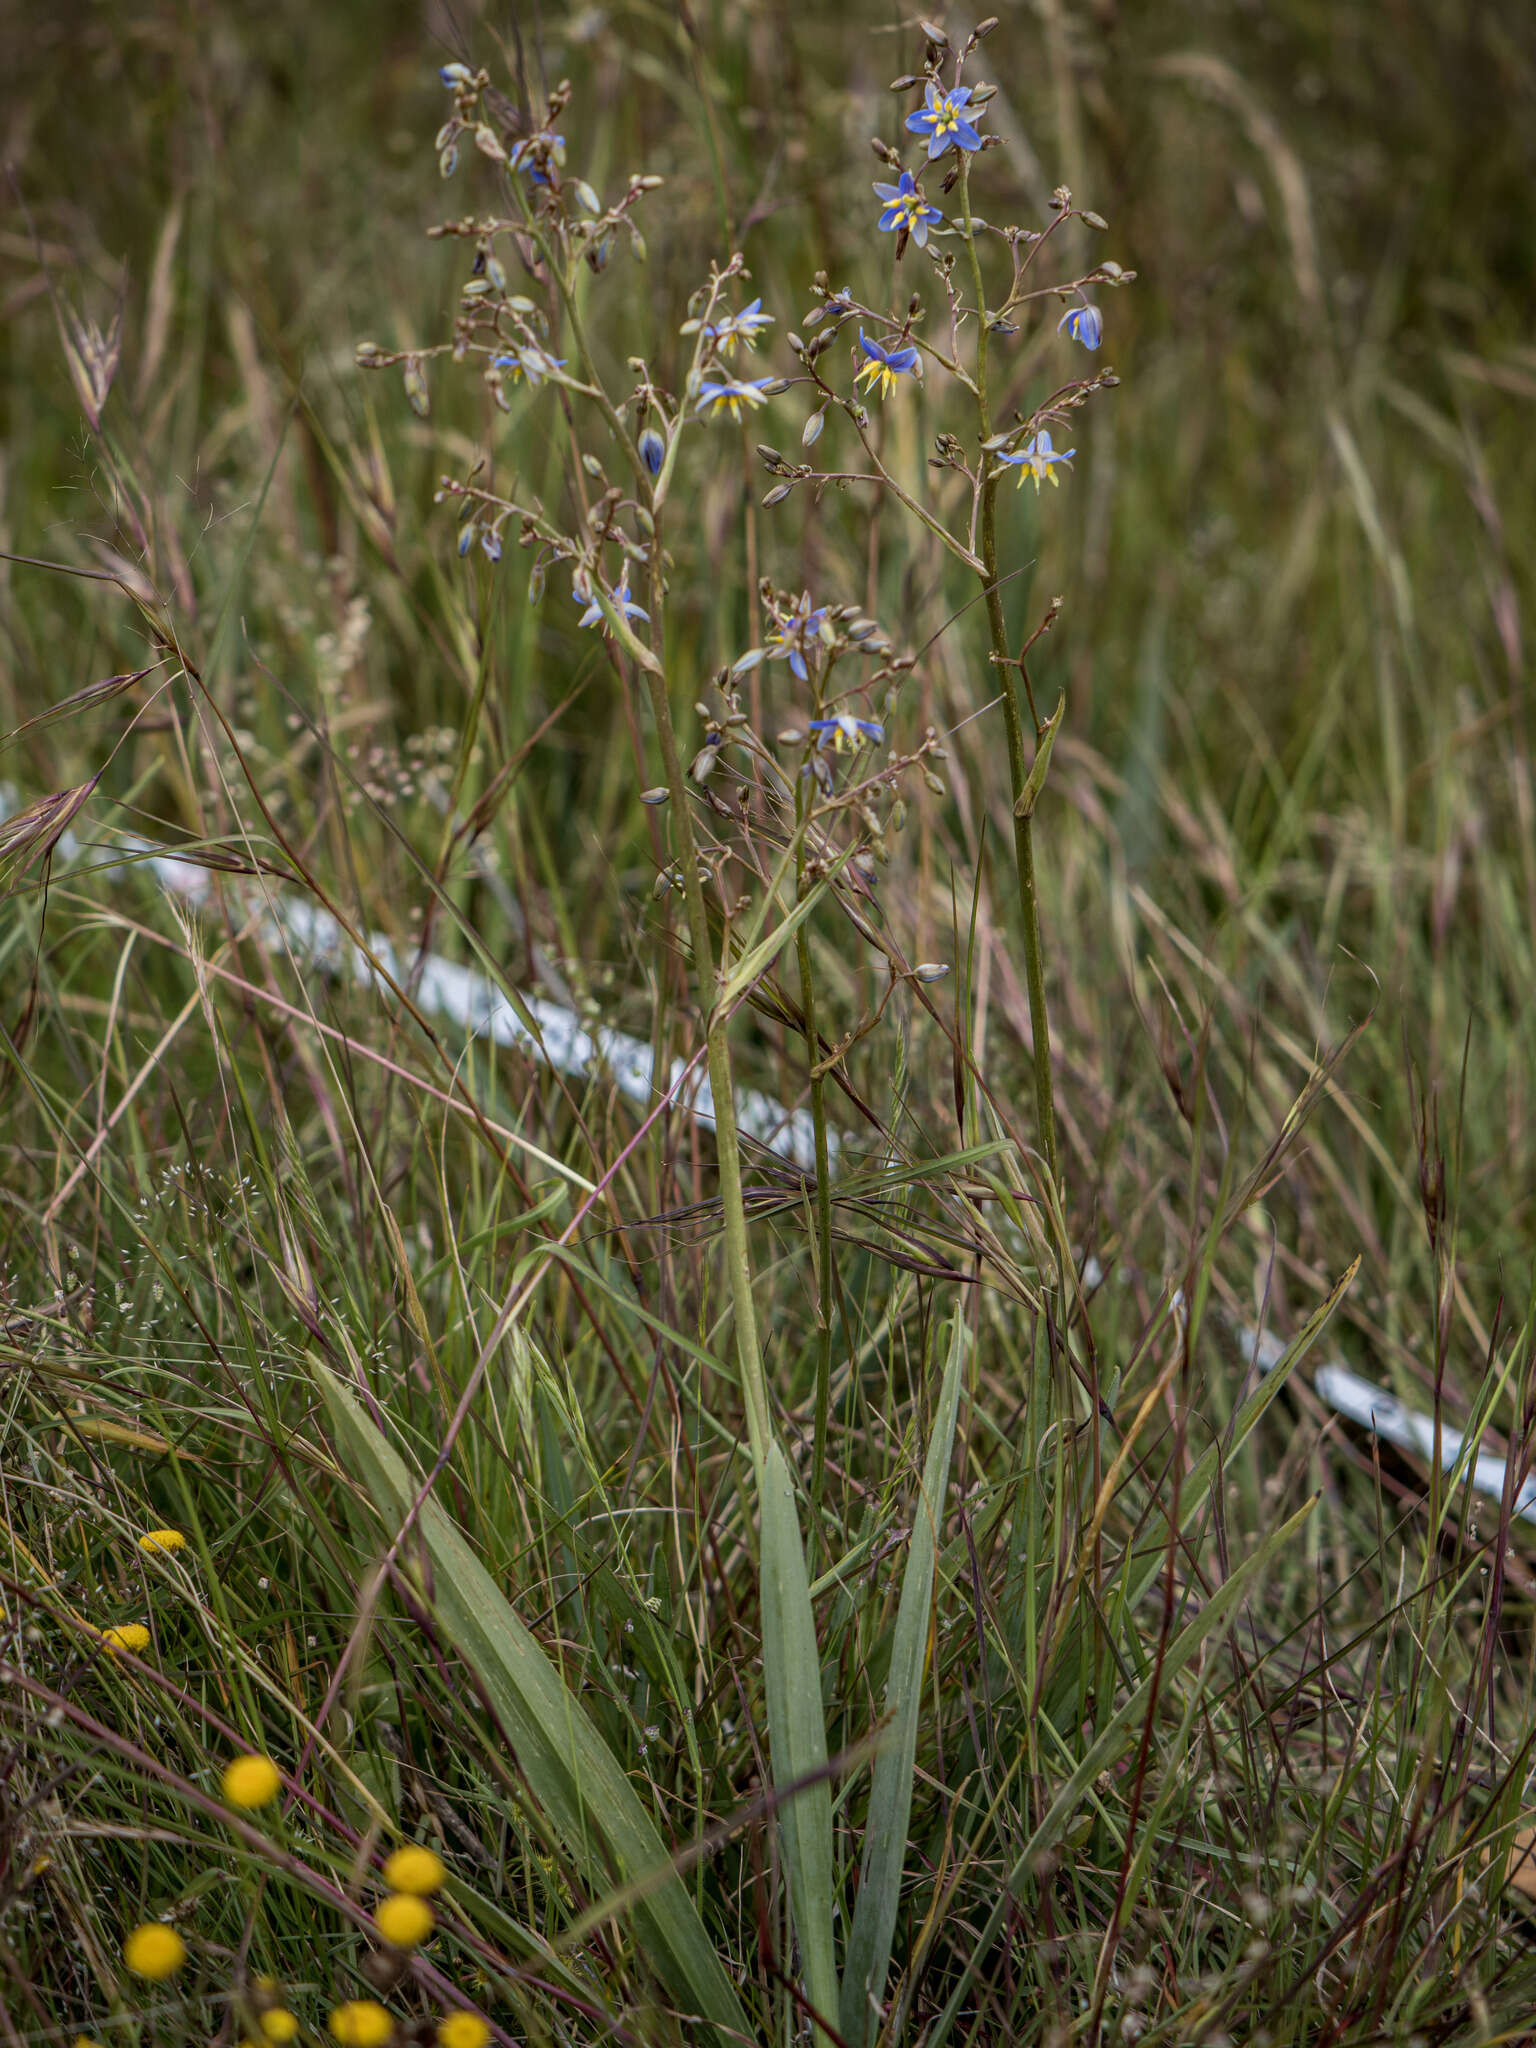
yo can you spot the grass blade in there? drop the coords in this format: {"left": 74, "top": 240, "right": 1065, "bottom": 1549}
{"left": 927, "top": 1492, "right": 1321, "bottom": 2045}
{"left": 759, "top": 1439, "right": 840, "bottom": 2043}
{"left": 840, "top": 1312, "right": 969, "bottom": 2048}
{"left": 308, "top": 1357, "right": 748, "bottom": 2042}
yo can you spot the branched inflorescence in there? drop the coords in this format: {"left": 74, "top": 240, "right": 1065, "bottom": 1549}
{"left": 352, "top": 25, "right": 1135, "bottom": 2041}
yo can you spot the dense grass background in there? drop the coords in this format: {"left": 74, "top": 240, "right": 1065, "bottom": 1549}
{"left": 3, "top": 2, "right": 1535, "bottom": 2043}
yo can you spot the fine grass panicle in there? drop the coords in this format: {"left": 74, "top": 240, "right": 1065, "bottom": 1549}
{"left": 2, "top": 5, "right": 1534, "bottom": 2046}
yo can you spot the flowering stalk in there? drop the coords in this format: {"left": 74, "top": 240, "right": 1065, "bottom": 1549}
{"left": 794, "top": 766, "right": 837, "bottom": 1515}
{"left": 958, "top": 157, "right": 1060, "bottom": 1190}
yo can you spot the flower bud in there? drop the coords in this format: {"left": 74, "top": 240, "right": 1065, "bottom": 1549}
{"left": 914, "top": 962, "right": 950, "bottom": 982}
{"left": 638, "top": 428, "right": 666, "bottom": 476}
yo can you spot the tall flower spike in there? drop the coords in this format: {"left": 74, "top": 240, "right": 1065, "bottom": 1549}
{"left": 855, "top": 332, "right": 920, "bottom": 401}
{"left": 1058, "top": 303, "right": 1103, "bottom": 350}
{"left": 873, "top": 171, "right": 943, "bottom": 248}
{"left": 904, "top": 81, "right": 984, "bottom": 159}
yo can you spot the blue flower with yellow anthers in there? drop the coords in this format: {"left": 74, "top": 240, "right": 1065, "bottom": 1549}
{"left": 996, "top": 428, "right": 1076, "bottom": 491}
{"left": 810, "top": 713, "right": 884, "bottom": 752}
{"left": 873, "top": 171, "right": 942, "bottom": 247}
{"left": 704, "top": 298, "right": 774, "bottom": 354}
{"left": 905, "top": 82, "right": 984, "bottom": 159}
{"left": 767, "top": 599, "right": 831, "bottom": 683}
{"left": 1058, "top": 302, "right": 1103, "bottom": 350}
{"left": 578, "top": 569, "right": 649, "bottom": 630}
{"left": 696, "top": 376, "right": 775, "bottom": 421}
{"left": 493, "top": 347, "right": 568, "bottom": 389}
{"left": 856, "top": 332, "right": 920, "bottom": 400}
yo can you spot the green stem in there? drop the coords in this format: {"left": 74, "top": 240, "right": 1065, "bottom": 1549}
{"left": 795, "top": 775, "right": 836, "bottom": 1519}
{"left": 640, "top": 643, "right": 773, "bottom": 1468}
{"left": 959, "top": 162, "right": 1061, "bottom": 1190}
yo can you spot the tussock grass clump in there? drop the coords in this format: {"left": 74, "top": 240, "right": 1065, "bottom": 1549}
{"left": 2, "top": 5, "right": 1534, "bottom": 2045}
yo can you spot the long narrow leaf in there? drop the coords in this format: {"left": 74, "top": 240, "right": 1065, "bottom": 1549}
{"left": 759, "top": 1439, "right": 840, "bottom": 2043}
{"left": 840, "top": 1312, "right": 968, "bottom": 2048}
{"left": 308, "top": 1358, "right": 747, "bottom": 2042}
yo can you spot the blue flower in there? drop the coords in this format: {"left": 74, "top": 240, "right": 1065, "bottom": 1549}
{"left": 855, "top": 331, "right": 920, "bottom": 400}
{"left": 705, "top": 298, "right": 774, "bottom": 355}
{"left": 1058, "top": 303, "right": 1103, "bottom": 350}
{"left": 509, "top": 131, "right": 567, "bottom": 186}
{"left": 904, "top": 82, "right": 984, "bottom": 160}
{"left": 696, "top": 377, "right": 775, "bottom": 421}
{"left": 638, "top": 427, "right": 666, "bottom": 476}
{"left": 809, "top": 714, "right": 884, "bottom": 753}
{"left": 767, "top": 599, "right": 831, "bottom": 683}
{"left": 578, "top": 569, "right": 649, "bottom": 631}
{"left": 873, "top": 171, "right": 943, "bottom": 247}
{"left": 996, "top": 428, "right": 1076, "bottom": 492}
{"left": 492, "top": 347, "right": 568, "bottom": 389}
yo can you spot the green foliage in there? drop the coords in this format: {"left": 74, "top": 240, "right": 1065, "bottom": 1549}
{"left": 2, "top": 4, "right": 1535, "bottom": 2046}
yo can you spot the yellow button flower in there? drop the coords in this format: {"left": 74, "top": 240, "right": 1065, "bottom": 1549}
{"left": 260, "top": 2011, "right": 300, "bottom": 2043}
{"left": 138, "top": 1529, "right": 187, "bottom": 1554}
{"left": 328, "top": 2003, "right": 394, "bottom": 2047}
{"left": 100, "top": 1623, "right": 151, "bottom": 1655}
{"left": 381, "top": 1844, "right": 445, "bottom": 1896}
{"left": 222, "top": 1754, "right": 282, "bottom": 1809}
{"left": 374, "top": 1892, "right": 434, "bottom": 1949}
{"left": 436, "top": 2015, "right": 490, "bottom": 2048}
{"left": 124, "top": 1921, "right": 187, "bottom": 1979}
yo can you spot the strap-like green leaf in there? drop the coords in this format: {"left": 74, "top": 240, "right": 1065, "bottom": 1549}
{"left": 308, "top": 1356, "right": 747, "bottom": 2042}
{"left": 759, "top": 1438, "right": 840, "bottom": 2042}
{"left": 840, "top": 1312, "right": 969, "bottom": 2048}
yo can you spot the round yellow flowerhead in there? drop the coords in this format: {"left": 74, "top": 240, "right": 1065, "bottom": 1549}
{"left": 381, "top": 1843, "right": 445, "bottom": 1896}
{"left": 260, "top": 2010, "right": 300, "bottom": 2043}
{"left": 138, "top": 1528, "right": 187, "bottom": 1555}
{"left": 374, "top": 1892, "right": 434, "bottom": 1949}
{"left": 222, "top": 1753, "right": 282, "bottom": 1810}
{"left": 328, "top": 2002, "right": 394, "bottom": 2048}
{"left": 124, "top": 1921, "right": 187, "bottom": 1979}
{"left": 100, "top": 1623, "right": 151, "bottom": 1655}
{"left": 436, "top": 2014, "right": 490, "bottom": 2048}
